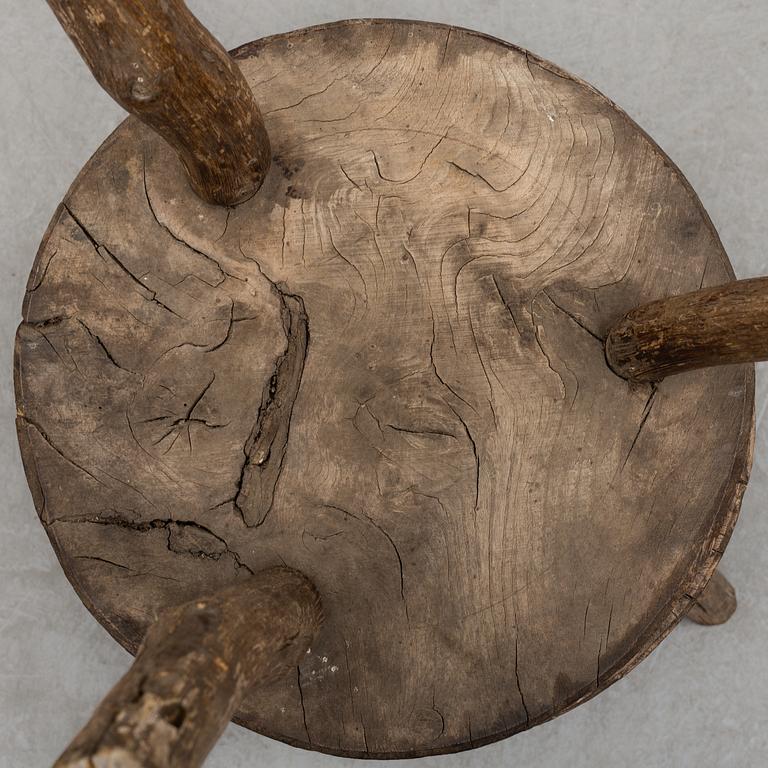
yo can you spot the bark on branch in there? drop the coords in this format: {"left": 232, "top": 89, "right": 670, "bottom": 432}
{"left": 606, "top": 277, "right": 768, "bottom": 381}
{"left": 46, "top": 0, "right": 271, "bottom": 206}
{"left": 53, "top": 567, "right": 322, "bottom": 768}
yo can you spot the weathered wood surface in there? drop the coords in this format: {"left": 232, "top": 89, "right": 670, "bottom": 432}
{"left": 46, "top": 0, "right": 270, "bottom": 205}
{"left": 15, "top": 20, "right": 754, "bottom": 758}
{"left": 606, "top": 276, "right": 768, "bottom": 381}
{"left": 687, "top": 570, "right": 737, "bottom": 626}
{"left": 54, "top": 567, "right": 322, "bottom": 768}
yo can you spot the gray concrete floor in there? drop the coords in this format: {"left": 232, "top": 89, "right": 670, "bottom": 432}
{"left": 2, "top": 1, "right": 767, "bottom": 766}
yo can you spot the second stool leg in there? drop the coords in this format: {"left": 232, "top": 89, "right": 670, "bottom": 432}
{"left": 687, "top": 570, "right": 737, "bottom": 626}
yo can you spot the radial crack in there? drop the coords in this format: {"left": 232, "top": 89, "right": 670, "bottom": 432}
{"left": 514, "top": 634, "right": 531, "bottom": 726}
{"left": 621, "top": 386, "right": 657, "bottom": 470}
{"left": 50, "top": 514, "right": 254, "bottom": 574}
{"left": 141, "top": 160, "right": 234, "bottom": 286}
{"left": 297, "top": 666, "right": 312, "bottom": 744}
{"left": 77, "top": 318, "right": 141, "bottom": 376}
{"left": 64, "top": 204, "right": 182, "bottom": 318}
{"left": 542, "top": 290, "right": 605, "bottom": 342}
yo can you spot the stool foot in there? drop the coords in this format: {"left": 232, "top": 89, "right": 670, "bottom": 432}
{"left": 687, "top": 569, "right": 736, "bottom": 625}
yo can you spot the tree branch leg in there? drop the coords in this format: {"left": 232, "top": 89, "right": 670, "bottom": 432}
{"left": 46, "top": 0, "right": 271, "bottom": 205}
{"left": 53, "top": 567, "right": 322, "bottom": 768}
{"left": 606, "top": 276, "right": 768, "bottom": 381}
{"left": 687, "top": 569, "right": 737, "bottom": 626}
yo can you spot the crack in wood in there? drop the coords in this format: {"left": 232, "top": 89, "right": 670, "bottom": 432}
{"left": 621, "top": 385, "right": 658, "bottom": 471}
{"left": 64, "top": 204, "right": 184, "bottom": 318}
{"left": 231, "top": 284, "right": 309, "bottom": 528}
{"left": 297, "top": 666, "right": 312, "bottom": 744}
{"left": 513, "top": 633, "right": 530, "bottom": 727}
{"left": 49, "top": 514, "right": 255, "bottom": 575}
{"left": 543, "top": 290, "right": 605, "bottom": 342}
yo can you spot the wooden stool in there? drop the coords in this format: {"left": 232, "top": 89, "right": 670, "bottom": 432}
{"left": 16, "top": 4, "right": 762, "bottom": 766}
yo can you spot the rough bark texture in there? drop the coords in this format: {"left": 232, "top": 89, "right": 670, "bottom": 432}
{"left": 687, "top": 570, "right": 737, "bottom": 626}
{"left": 16, "top": 20, "right": 755, "bottom": 759}
{"left": 606, "top": 277, "right": 768, "bottom": 381}
{"left": 46, "top": 0, "right": 270, "bottom": 205}
{"left": 54, "top": 567, "right": 322, "bottom": 768}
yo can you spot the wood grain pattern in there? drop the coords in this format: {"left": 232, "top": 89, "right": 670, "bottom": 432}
{"left": 46, "top": 0, "right": 271, "bottom": 205}
{"left": 54, "top": 567, "right": 322, "bottom": 768}
{"left": 687, "top": 570, "right": 737, "bottom": 626}
{"left": 15, "top": 20, "right": 754, "bottom": 758}
{"left": 607, "top": 277, "right": 768, "bottom": 381}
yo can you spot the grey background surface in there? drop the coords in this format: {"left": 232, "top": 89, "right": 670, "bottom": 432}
{"left": 1, "top": 1, "right": 767, "bottom": 766}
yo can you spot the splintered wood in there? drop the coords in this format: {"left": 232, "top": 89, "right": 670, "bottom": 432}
{"left": 16, "top": 20, "right": 753, "bottom": 759}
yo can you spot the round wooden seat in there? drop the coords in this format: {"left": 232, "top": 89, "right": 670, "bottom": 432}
{"left": 15, "top": 19, "right": 753, "bottom": 759}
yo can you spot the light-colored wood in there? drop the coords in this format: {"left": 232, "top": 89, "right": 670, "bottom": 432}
{"left": 15, "top": 20, "right": 754, "bottom": 759}
{"left": 46, "top": 0, "right": 270, "bottom": 205}
{"left": 687, "top": 569, "right": 737, "bottom": 626}
{"left": 53, "top": 567, "right": 322, "bottom": 768}
{"left": 607, "top": 276, "right": 768, "bottom": 381}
